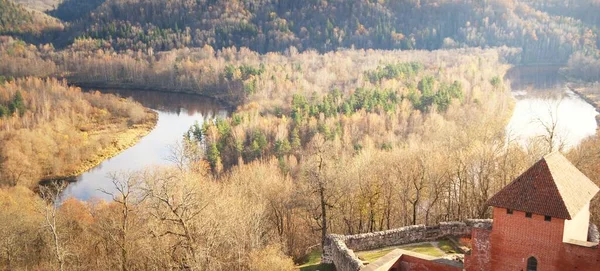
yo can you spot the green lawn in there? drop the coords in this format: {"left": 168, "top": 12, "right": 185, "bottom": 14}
{"left": 402, "top": 243, "right": 444, "bottom": 257}
{"left": 298, "top": 239, "right": 457, "bottom": 269}
{"left": 437, "top": 240, "right": 457, "bottom": 254}
{"left": 356, "top": 242, "right": 446, "bottom": 264}
{"left": 356, "top": 247, "right": 398, "bottom": 263}
{"left": 297, "top": 250, "right": 335, "bottom": 271}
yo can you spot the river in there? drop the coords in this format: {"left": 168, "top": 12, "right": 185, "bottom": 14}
{"left": 63, "top": 66, "right": 599, "bottom": 201}
{"left": 61, "top": 89, "right": 228, "bottom": 200}
{"left": 505, "top": 66, "right": 599, "bottom": 150}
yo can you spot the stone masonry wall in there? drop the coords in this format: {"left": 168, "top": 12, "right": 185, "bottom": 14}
{"left": 322, "top": 219, "right": 492, "bottom": 271}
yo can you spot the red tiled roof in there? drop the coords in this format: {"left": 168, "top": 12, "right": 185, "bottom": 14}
{"left": 487, "top": 152, "right": 599, "bottom": 220}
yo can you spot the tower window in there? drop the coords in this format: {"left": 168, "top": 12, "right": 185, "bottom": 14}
{"left": 544, "top": 216, "right": 551, "bottom": 222}
{"left": 507, "top": 209, "right": 513, "bottom": 214}
{"left": 526, "top": 212, "right": 532, "bottom": 218}
{"left": 527, "top": 257, "right": 537, "bottom": 271}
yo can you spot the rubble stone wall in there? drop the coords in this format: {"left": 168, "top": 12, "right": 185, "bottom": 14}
{"left": 322, "top": 219, "right": 492, "bottom": 271}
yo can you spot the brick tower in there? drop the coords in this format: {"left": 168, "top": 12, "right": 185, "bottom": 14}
{"left": 465, "top": 152, "right": 600, "bottom": 271}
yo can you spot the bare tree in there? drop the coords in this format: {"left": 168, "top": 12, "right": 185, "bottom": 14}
{"left": 142, "top": 169, "right": 210, "bottom": 270}
{"left": 38, "top": 182, "right": 68, "bottom": 271}
{"left": 533, "top": 96, "right": 567, "bottom": 153}
{"left": 99, "top": 172, "right": 146, "bottom": 271}
{"left": 166, "top": 138, "right": 203, "bottom": 173}
{"left": 302, "top": 134, "right": 340, "bottom": 249}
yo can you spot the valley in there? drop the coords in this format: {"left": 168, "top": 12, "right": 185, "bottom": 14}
{"left": 1, "top": 0, "right": 600, "bottom": 270}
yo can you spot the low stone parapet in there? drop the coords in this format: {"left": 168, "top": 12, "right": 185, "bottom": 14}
{"left": 323, "top": 219, "right": 492, "bottom": 271}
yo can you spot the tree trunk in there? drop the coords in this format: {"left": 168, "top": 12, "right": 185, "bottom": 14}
{"left": 320, "top": 184, "right": 327, "bottom": 249}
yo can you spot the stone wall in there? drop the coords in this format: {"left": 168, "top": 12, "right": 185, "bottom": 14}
{"left": 323, "top": 219, "right": 492, "bottom": 271}
{"left": 588, "top": 222, "right": 599, "bottom": 243}
{"left": 323, "top": 234, "right": 364, "bottom": 271}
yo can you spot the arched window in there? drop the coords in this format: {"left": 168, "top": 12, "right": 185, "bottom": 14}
{"left": 527, "top": 257, "right": 537, "bottom": 271}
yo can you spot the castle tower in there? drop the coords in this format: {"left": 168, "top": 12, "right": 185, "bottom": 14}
{"left": 481, "top": 152, "right": 599, "bottom": 270}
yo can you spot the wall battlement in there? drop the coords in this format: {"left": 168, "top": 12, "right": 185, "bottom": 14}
{"left": 323, "top": 219, "right": 492, "bottom": 271}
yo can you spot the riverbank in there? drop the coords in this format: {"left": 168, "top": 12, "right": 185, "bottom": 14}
{"left": 40, "top": 109, "right": 158, "bottom": 185}
{"left": 567, "top": 83, "right": 600, "bottom": 126}
{"left": 66, "top": 80, "right": 238, "bottom": 110}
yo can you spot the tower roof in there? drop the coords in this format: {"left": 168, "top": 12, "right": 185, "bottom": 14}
{"left": 487, "top": 152, "right": 599, "bottom": 220}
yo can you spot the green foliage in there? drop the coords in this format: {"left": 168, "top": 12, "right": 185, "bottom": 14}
{"left": 274, "top": 138, "right": 291, "bottom": 158}
{"left": 185, "top": 121, "right": 203, "bottom": 141}
{"left": 291, "top": 88, "right": 399, "bottom": 124}
{"left": 207, "top": 143, "right": 221, "bottom": 171}
{"left": 249, "top": 130, "right": 268, "bottom": 159}
{"left": 215, "top": 118, "right": 231, "bottom": 138}
{"left": 366, "top": 62, "right": 423, "bottom": 83}
{"left": 411, "top": 77, "right": 463, "bottom": 112}
{"left": 244, "top": 79, "right": 257, "bottom": 95}
{"left": 434, "top": 81, "right": 463, "bottom": 112}
{"left": 0, "top": 104, "right": 8, "bottom": 118}
{"left": 291, "top": 94, "right": 309, "bottom": 123}
{"left": 232, "top": 114, "right": 242, "bottom": 126}
{"left": 224, "top": 65, "right": 236, "bottom": 81}
{"left": 490, "top": 76, "right": 502, "bottom": 88}
{"left": 8, "top": 90, "right": 26, "bottom": 117}
{"left": 224, "top": 65, "right": 264, "bottom": 82}
{"left": 418, "top": 76, "right": 435, "bottom": 98}
{"left": 290, "top": 128, "right": 301, "bottom": 151}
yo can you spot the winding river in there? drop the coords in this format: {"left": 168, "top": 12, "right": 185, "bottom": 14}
{"left": 61, "top": 90, "right": 228, "bottom": 200}
{"left": 505, "top": 66, "right": 599, "bottom": 149}
{"left": 63, "top": 66, "right": 599, "bottom": 201}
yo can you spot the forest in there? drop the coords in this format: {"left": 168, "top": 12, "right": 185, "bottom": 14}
{"left": 0, "top": 77, "right": 155, "bottom": 188}
{"left": 1, "top": 0, "right": 600, "bottom": 270}
{"left": 1, "top": 0, "right": 599, "bottom": 82}
{"left": 2, "top": 45, "right": 596, "bottom": 271}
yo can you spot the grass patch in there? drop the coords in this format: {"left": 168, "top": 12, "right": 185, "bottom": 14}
{"left": 297, "top": 250, "right": 335, "bottom": 271}
{"left": 438, "top": 240, "right": 457, "bottom": 254}
{"left": 356, "top": 242, "right": 445, "bottom": 264}
{"left": 356, "top": 247, "right": 397, "bottom": 263}
{"left": 402, "top": 243, "right": 444, "bottom": 257}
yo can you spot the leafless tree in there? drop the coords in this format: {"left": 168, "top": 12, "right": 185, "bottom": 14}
{"left": 38, "top": 182, "right": 68, "bottom": 271}
{"left": 99, "top": 172, "right": 146, "bottom": 271}
{"left": 533, "top": 95, "right": 567, "bottom": 153}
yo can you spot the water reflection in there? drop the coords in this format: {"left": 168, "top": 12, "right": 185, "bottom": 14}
{"left": 505, "top": 66, "right": 599, "bottom": 150}
{"left": 62, "top": 89, "right": 228, "bottom": 201}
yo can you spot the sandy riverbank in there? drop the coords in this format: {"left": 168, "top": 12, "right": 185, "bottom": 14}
{"left": 41, "top": 110, "right": 158, "bottom": 184}
{"left": 567, "top": 84, "right": 600, "bottom": 126}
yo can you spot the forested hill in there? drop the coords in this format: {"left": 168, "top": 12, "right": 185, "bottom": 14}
{"left": 43, "top": 0, "right": 597, "bottom": 65}
{"left": 0, "top": 0, "right": 61, "bottom": 34}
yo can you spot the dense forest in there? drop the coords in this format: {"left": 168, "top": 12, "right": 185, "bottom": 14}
{"left": 0, "top": 0, "right": 61, "bottom": 34}
{"left": 0, "top": 46, "right": 586, "bottom": 271}
{"left": 0, "top": 0, "right": 599, "bottom": 81}
{"left": 48, "top": 0, "right": 597, "bottom": 64}
{"left": 0, "top": 77, "right": 155, "bottom": 188}
{"left": 1, "top": 0, "right": 600, "bottom": 270}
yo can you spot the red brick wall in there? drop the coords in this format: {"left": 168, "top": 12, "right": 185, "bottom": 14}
{"left": 555, "top": 242, "right": 600, "bottom": 270}
{"left": 490, "top": 207, "right": 565, "bottom": 270}
{"left": 464, "top": 228, "right": 491, "bottom": 271}
{"left": 470, "top": 207, "right": 600, "bottom": 271}
{"left": 396, "top": 255, "right": 462, "bottom": 271}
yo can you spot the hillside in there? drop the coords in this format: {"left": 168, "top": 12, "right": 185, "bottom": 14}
{"left": 11, "top": 0, "right": 59, "bottom": 11}
{"left": 1, "top": 1, "right": 600, "bottom": 270}
{"left": 44, "top": 0, "right": 596, "bottom": 66}
{"left": 0, "top": 0, "right": 62, "bottom": 34}
{"left": 0, "top": 77, "right": 156, "bottom": 188}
